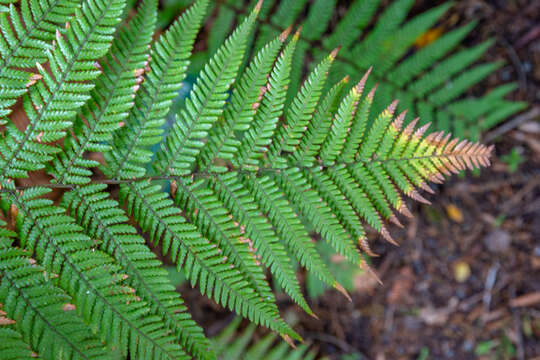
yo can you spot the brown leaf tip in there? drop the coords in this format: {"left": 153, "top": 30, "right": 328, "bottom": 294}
{"left": 279, "top": 26, "right": 293, "bottom": 42}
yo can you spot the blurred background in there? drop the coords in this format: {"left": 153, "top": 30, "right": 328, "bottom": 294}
{"left": 151, "top": 0, "right": 539, "bottom": 358}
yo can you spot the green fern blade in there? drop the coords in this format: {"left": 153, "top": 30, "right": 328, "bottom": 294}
{"left": 0, "top": 0, "right": 126, "bottom": 186}
{"left": 0, "top": 327, "right": 40, "bottom": 360}
{"left": 275, "top": 167, "right": 362, "bottom": 265}
{"left": 352, "top": 0, "right": 415, "bottom": 69}
{"left": 303, "top": 167, "right": 367, "bottom": 248}
{"left": 1, "top": 188, "right": 190, "bottom": 360}
{"left": 154, "top": 4, "right": 260, "bottom": 177}
{"left": 428, "top": 62, "right": 502, "bottom": 106}
{"left": 105, "top": 0, "right": 209, "bottom": 179}
{"left": 197, "top": 31, "right": 285, "bottom": 171}
{"left": 241, "top": 174, "right": 336, "bottom": 288}
{"left": 173, "top": 178, "right": 278, "bottom": 310}
{"left": 49, "top": 0, "right": 157, "bottom": 185}
{"left": 329, "top": 166, "right": 384, "bottom": 233}
{"left": 349, "top": 165, "right": 399, "bottom": 226}
{"left": 293, "top": 76, "right": 349, "bottom": 166}
{"left": 408, "top": 40, "right": 493, "bottom": 98}
{"left": 210, "top": 173, "right": 311, "bottom": 315}
{"left": 340, "top": 81, "right": 375, "bottom": 162}
{"left": 273, "top": 49, "right": 336, "bottom": 156}
{"left": 0, "top": 229, "right": 110, "bottom": 359}
{"left": 62, "top": 183, "right": 215, "bottom": 360}
{"left": 119, "top": 181, "right": 300, "bottom": 340}
{"left": 320, "top": 82, "right": 363, "bottom": 164}
{"left": 236, "top": 31, "right": 299, "bottom": 170}
{"left": 0, "top": 0, "right": 81, "bottom": 123}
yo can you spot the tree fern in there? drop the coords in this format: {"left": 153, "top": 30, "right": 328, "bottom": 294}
{"left": 0, "top": 0, "right": 500, "bottom": 358}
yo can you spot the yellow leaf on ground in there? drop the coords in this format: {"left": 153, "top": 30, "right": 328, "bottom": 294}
{"left": 446, "top": 204, "right": 464, "bottom": 223}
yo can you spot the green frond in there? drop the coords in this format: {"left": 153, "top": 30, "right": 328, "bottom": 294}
{"left": 62, "top": 183, "right": 214, "bottom": 360}
{"left": 1, "top": 188, "right": 190, "bottom": 360}
{"left": 0, "top": 0, "right": 81, "bottom": 122}
{"left": 0, "top": 1, "right": 503, "bottom": 356}
{"left": 0, "top": 222, "right": 108, "bottom": 359}
{"left": 274, "top": 167, "right": 362, "bottom": 265}
{"left": 271, "top": 47, "right": 337, "bottom": 156}
{"left": 105, "top": 0, "right": 209, "bottom": 179}
{"left": 0, "top": 0, "right": 126, "bottom": 186}
{"left": 241, "top": 174, "right": 336, "bottom": 288}
{"left": 173, "top": 178, "right": 278, "bottom": 310}
{"left": 225, "top": 0, "right": 524, "bottom": 139}
{"left": 235, "top": 31, "right": 299, "bottom": 170}
{"left": 118, "top": 180, "right": 300, "bottom": 340}
{"left": 0, "top": 327, "right": 39, "bottom": 360}
{"left": 209, "top": 173, "right": 309, "bottom": 314}
{"left": 293, "top": 76, "right": 350, "bottom": 166}
{"left": 49, "top": 0, "right": 157, "bottom": 185}
{"left": 153, "top": 4, "right": 260, "bottom": 177}
{"left": 196, "top": 29, "right": 286, "bottom": 171}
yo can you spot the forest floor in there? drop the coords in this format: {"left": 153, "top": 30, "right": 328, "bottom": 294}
{"left": 180, "top": 1, "right": 540, "bottom": 359}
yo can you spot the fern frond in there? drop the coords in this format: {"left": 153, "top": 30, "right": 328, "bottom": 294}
{"left": 153, "top": 2, "right": 261, "bottom": 177}
{"left": 0, "top": 0, "right": 80, "bottom": 123}
{"left": 62, "top": 184, "right": 214, "bottom": 360}
{"left": 0, "top": 222, "right": 108, "bottom": 359}
{"left": 49, "top": 0, "right": 157, "bottom": 185}
{"left": 209, "top": 173, "right": 309, "bottom": 315}
{"left": 0, "top": 188, "right": 191, "bottom": 359}
{"left": 224, "top": 0, "right": 524, "bottom": 140}
{"left": 0, "top": 0, "right": 126, "bottom": 186}
{"left": 118, "top": 180, "right": 300, "bottom": 340}
{"left": 241, "top": 174, "right": 336, "bottom": 288}
{"left": 235, "top": 29, "right": 299, "bottom": 170}
{"left": 173, "top": 177, "right": 279, "bottom": 313}
{"left": 105, "top": 0, "right": 209, "bottom": 179}
{"left": 196, "top": 28, "right": 287, "bottom": 171}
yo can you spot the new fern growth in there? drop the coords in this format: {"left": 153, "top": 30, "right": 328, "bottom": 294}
{"left": 0, "top": 0, "right": 495, "bottom": 359}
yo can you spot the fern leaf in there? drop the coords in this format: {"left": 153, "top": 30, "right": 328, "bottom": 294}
{"left": 173, "top": 178, "right": 278, "bottom": 312}
{"left": 229, "top": 0, "right": 524, "bottom": 140}
{"left": 0, "top": 0, "right": 80, "bottom": 122}
{"left": 271, "top": 47, "right": 337, "bottom": 156}
{"left": 105, "top": 0, "right": 209, "bottom": 179}
{"left": 323, "top": 0, "right": 379, "bottom": 50}
{"left": 197, "top": 28, "right": 287, "bottom": 171}
{"left": 274, "top": 167, "right": 362, "bottom": 265}
{"left": 49, "top": 0, "right": 157, "bottom": 185}
{"left": 1, "top": 188, "right": 191, "bottom": 359}
{"left": 240, "top": 174, "right": 336, "bottom": 289}
{"left": 235, "top": 30, "right": 299, "bottom": 170}
{"left": 209, "top": 173, "right": 310, "bottom": 315}
{"left": 153, "top": 2, "right": 261, "bottom": 177}
{"left": 118, "top": 181, "right": 300, "bottom": 340}
{"left": 0, "top": 222, "right": 109, "bottom": 359}
{"left": 293, "top": 76, "right": 349, "bottom": 166}
{"left": 0, "top": 327, "right": 39, "bottom": 360}
{"left": 0, "top": 0, "right": 126, "bottom": 186}
{"left": 62, "top": 184, "right": 215, "bottom": 360}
